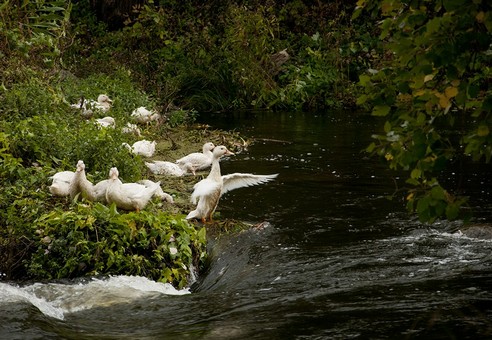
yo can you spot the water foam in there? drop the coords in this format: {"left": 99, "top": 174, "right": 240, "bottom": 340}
{"left": 1, "top": 275, "right": 189, "bottom": 320}
{"left": 0, "top": 282, "right": 65, "bottom": 320}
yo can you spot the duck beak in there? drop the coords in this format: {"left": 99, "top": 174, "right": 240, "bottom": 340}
{"left": 225, "top": 149, "right": 235, "bottom": 156}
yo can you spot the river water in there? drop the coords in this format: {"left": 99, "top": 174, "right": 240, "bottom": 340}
{"left": 1, "top": 111, "right": 491, "bottom": 339}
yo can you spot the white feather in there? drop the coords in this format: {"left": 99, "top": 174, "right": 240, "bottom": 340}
{"left": 221, "top": 173, "right": 278, "bottom": 194}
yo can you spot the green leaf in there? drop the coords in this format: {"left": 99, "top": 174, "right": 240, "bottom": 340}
{"left": 406, "top": 178, "right": 420, "bottom": 186}
{"left": 416, "top": 196, "right": 431, "bottom": 222}
{"left": 410, "top": 168, "right": 421, "bottom": 179}
{"left": 426, "top": 17, "right": 441, "bottom": 34}
{"left": 372, "top": 105, "right": 390, "bottom": 116}
{"left": 359, "top": 75, "right": 371, "bottom": 86}
{"left": 445, "top": 203, "right": 460, "bottom": 220}
{"left": 384, "top": 121, "right": 392, "bottom": 133}
{"left": 356, "top": 94, "right": 368, "bottom": 105}
{"left": 366, "top": 142, "right": 376, "bottom": 153}
{"left": 430, "top": 186, "right": 446, "bottom": 201}
{"left": 416, "top": 112, "right": 426, "bottom": 125}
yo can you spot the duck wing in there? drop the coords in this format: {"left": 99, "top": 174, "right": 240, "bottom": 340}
{"left": 188, "top": 179, "right": 222, "bottom": 220}
{"left": 177, "top": 153, "right": 211, "bottom": 170}
{"left": 190, "top": 178, "right": 221, "bottom": 204}
{"left": 93, "top": 179, "right": 110, "bottom": 202}
{"left": 146, "top": 161, "right": 183, "bottom": 176}
{"left": 121, "top": 183, "right": 152, "bottom": 199}
{"left": 51, "top": 171, "right": 75, "bottom": 184}
{"left": 221, "top": 173, "right": 278, "bottom": 194}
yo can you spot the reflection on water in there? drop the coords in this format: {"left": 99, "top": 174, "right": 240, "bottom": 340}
{"left": 1, "top": 110, "right": 491, "bottom": 339}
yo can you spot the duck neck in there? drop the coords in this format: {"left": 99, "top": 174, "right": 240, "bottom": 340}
{"left": 79, "top": 170, "right": 95, "bottom": 200}
{"left": 208, "top": 157, "right": 222, "bottom": 180}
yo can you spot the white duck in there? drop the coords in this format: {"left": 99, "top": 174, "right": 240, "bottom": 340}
{"left": 123, "top": 140, "right": 156, "bottom": 157}
{"left": 137, "top": 180, "right": 174, "bottom": 203}
{"left": 69, "top": 160, "right": 171, "bottom": 203}
{"left": 176, "top": 142, "right": 215, "bottom": 171}
{"left": 145, "top": 160, "right": 195, "bottom": 176}
{"left": 91, "top": 94, "right": 113, "bottom": 112}
{"left": 69, "top": 160, "right": 103, "bottom": 201}
{"left": 186, "top": 145, "right": 278, "bottom": 223}
{"left": 49, "top": 170, "right": 75, "bottom": 197}
{"left": 131, "top": 106, "right": 161, "bottom": 124}
{"left": 95, "top": 116, "right": 116, "bottom": 129}
{"left": 105, "top": 167, "right": 160, "bottom": 211}
{"left": 71, "top": 94, "right": 113, "bottom": 115}
{"left": 121, "top": 122, "right": 141, "bottom": 136}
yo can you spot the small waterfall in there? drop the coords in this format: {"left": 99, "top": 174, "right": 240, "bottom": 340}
{"left": 0, "top": 275, "right": 190, "bottom": 320}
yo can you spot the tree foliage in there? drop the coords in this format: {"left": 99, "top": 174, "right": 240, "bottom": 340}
{"left": 354, "top": 0, "right": 492, "bottom": 222}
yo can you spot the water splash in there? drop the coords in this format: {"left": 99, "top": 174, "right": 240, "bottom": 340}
{"left": 0, "top": 275, "right": 189, "bottom": 321}
{"left": 0, "top": 282, "right": 65, "bottom": 320}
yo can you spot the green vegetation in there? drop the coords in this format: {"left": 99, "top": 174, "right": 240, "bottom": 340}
{"left": 355, "top": 0, "right": 491, "bottom": 222}
{"left": 0, "top": 0, "right": 490, "bottom": 284}
{"left": 29, "top": 203, "right": 205, "bottom": 289}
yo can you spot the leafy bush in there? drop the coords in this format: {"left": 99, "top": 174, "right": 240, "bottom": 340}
{"left": 0, "top": 74, "right": 66, "bottom": 121}
{"left": 0, "top": 0, "right": 71, "bottom": 68}
{"left": 269, "top": 33, "right": 340, "bottom": 110}
{"left": 28, "top": 202, "right": 206, "bottom": 288}
{"left": 167, "top": 108, "right": 197, "bottom": 127}
{"left": 0, "top": 133, "right": 54, "bottom": 279}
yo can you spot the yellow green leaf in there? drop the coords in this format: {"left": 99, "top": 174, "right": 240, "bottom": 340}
{"left": 439, "top": 95, "right": 450, "bottom": 109}
{"left": 445, "top": 86, "right": 458, "bottom": 98}
{"left": 424, "top": 74, "right": 434, "bottom": 83}
{"left": 477, "top": 125, "right": 490, "bottom": 137}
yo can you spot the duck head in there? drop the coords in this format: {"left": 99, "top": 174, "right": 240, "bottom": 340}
{"left": 76, "top": 160, "right": 85, "bottom": 172}
{"left": 203, "top": 142, "right": 215, "bottom": 153}
{"left": 98, "top": 94, "right": 113, "bottom": 104}
{"left": 213, "top": 145, "right": 235, "bottom": 159}
{"left": 109, "top": 167, "right": 119, "bottom": 180}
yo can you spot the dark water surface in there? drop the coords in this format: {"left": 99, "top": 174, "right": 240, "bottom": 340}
{"left": 1, "top": 111, "right": 491, "bottom": 339}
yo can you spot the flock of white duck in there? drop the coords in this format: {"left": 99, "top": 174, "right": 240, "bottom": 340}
{"left": 51, "top": 95, "right": 279, "bottom": 222}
